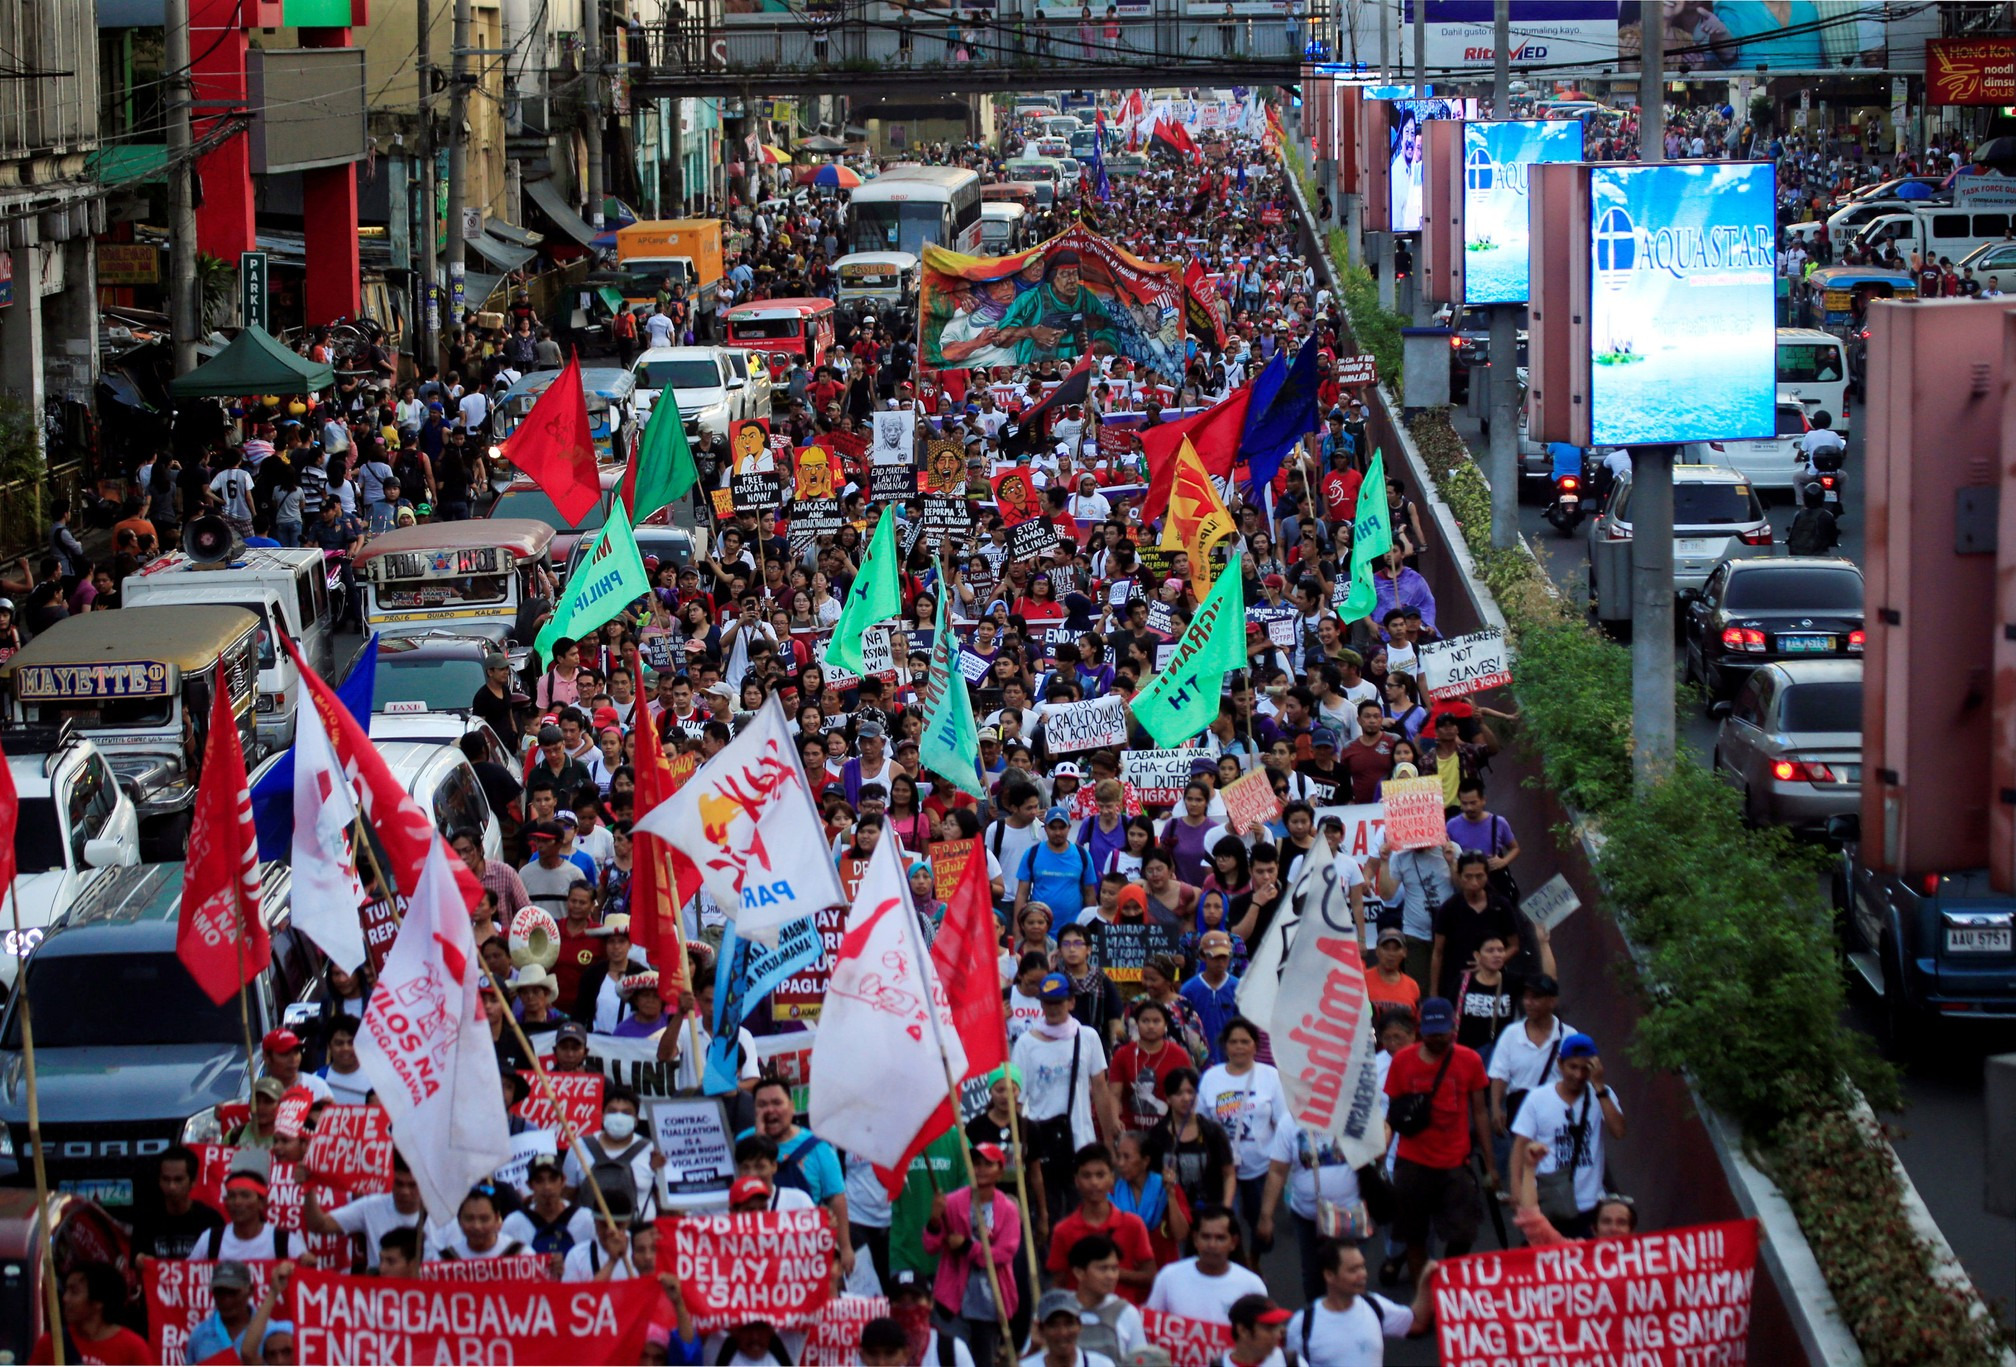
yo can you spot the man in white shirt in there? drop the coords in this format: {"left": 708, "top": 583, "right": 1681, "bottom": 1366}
{"left": 1010, "top": 974, "right": 1121, "bottom": 1224}
{"left": 1510, "top": 1032, "right": 1626, "bottom": 1237}
{"left": 1067, "top": 474, "right": 1112, "bottom": 520}
{"left": 985, "top": 782, "right": 1046, "bottom": 900}
{"left": 1144, "top": 1207, "right": 1267, "bottom": 1324}
{"left": 458, "top": 386, "right": 490, "bottom": 438}
{"left": 1283, "top": 1242, "right": 1438, "bottom": 1365}
{"left": 1485, "top": 974, "right": 1572, "bottom": 1139}
{"left": 302, "top": 1157, "right": 427, "bottom": 1270}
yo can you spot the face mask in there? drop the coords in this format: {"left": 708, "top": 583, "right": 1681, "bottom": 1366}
{"left": 601, "top": 1112, "right": 638, "bottom": 1142}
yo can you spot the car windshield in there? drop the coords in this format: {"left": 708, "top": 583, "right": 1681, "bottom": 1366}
{"left": 1778, "top": 344, "right": 1843, "bottom": 384}
{"left": 636, "top": 359, "right": 723, "bottom": 391}
{"left": 493, "top": 488, "right": 607, "bottom": 532}
{"left": 14, "top": 796, "right": 61, "bottom": 875}
{"left": 3, "top": 953, "right": 247, "bottom": 1048}
{"left": 1726, "top": 568, "right": 1863, "bottom": 612}
{"left": 375, "top": 654, "right": 490, "bottom": 711}
{"left": 729, "top": 317, "right": 803, "bottom": 341}
{"left": 1670, "top": 484, "right": 1764, "bottom": 526}
{"left": 1779, "top": 680, "right": 1863, "bottom": 732}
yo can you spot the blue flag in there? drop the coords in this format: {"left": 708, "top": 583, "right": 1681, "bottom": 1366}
{"left": 1092, "top": 112, "right": 1112, "bottom": 203}
{"left": 703, "top": 913, "right": 823, "bottom": 1094}
{"left": 252, "top": 634, "right": 377, "bottom": 859}
{"left": 1242, "top": 337, "right": 1323, "bottom": 495}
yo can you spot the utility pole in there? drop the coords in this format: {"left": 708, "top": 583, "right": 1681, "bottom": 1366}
{"left": 164, "top": 0, "right": 199, "bottom": 374}
{"left": 1410, "top": 0, "right": 1426, "bottom": 323}
{"left": 417, "top": 0, "right": 438, "bottom": 371}
{"left": 1630, "top": 0, "right": 1674, "bottom": 788}
{"left": 445, "top": 0, "right": 472, "bottom": 326}
{"left": 584, "top": 0, "right": 605, "bottom": 234}
{"left": 1374, "top": 0, "right": 1393, "bottom": 309}
{"left": 1487, "top": 0, "right": 1516, "bottom": 549}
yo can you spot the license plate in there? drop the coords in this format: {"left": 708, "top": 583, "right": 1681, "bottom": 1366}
{"left": 57, "top": 1178, "right": 133, "bottom": 1205}
{"left": 1676, "top": 539, "right": 1713, "bottom": 555}
{"left": 1779, "top": 634, "right": 1835, "bottom": 652}
{"left": 1837, "top": 764, "right": 1860, "bottom": 783}
{"left": 1946, "top": 928, "right": 2012, "bottom": 954}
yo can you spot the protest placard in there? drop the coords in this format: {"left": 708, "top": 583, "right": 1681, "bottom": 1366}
{"left": 1434, "top": 1220, "right": 1759, "bottom": 1367}
{"left": 871, "top": 461, "right": 917, "bottom": 506}
{"left": 930, "top": 838, "right": 974, "bottom": 902}
{"left": 1382, "top": 775, "right": 1448, "bottom": 850}
{"left": 1145, "top": 600, "right": 1177, "bottom": 636}
{"left": 648, "top": 1096, "right": 736, "bottom": 1197}
{"left": 788, "top": 497, "right": 846, "bottom": 552}
{"left": 957, "top": 648, "right": 991, "bottom": 683}
{"left": 710, "top": 487, "right": 735, "bottom": 520}
{"left": 493, "top": 1127, "right": 560, "bottom": 1192}
{"left": 802, "top": 1295, "right": 893, "bottom": 1365}
{"left": 1008, "top": 516, "right": 1060, "bottom": 561}
{"left": 1122, "top": 749, "right": 1197, "bottom": 803}
{"left": 306, "top": 1104, "right": 395, "bottom": 1193}
{"left": 291, "top": 1269, "right": 660, "bottom": 1365}
{"left": 1417, "top": 627, "right": 1512, "bottom": 701}
{"left": 870, "top": 405, "right": 915, "bottom": 464}
{"left": 417, "top": 1255, "right": 552, "bottom": 1283}
{"left": 360, "top": 897, "right": 399, "bottom": 974}
{"left": 752, "top": 1031, "right": 818, "bottom": 1115}
{"left": 1089, "top": 921, "right": 1183, "bottom": 985}
{"left": 1249, "top": 604, "right": 1300, "bottom": 649}
{"left": 147, "top": 1259, "right": 280, "bottom": 1364}
{"left": 1221, "top": 767, "right": 1285, "bottom": 835}
{"left": 920, "top": 494, "right": 972, "bottom": 538}
{"left": 922, "top": 436, "right": 966, "bottom": 494}
{"left": 1043, "top": 695, "right": 1130, "bottom": 753}
{"left": 1142, "top": 1307, "right": 1235, "bottom": 1367}
{"left": 1336, "top": 352, "right": 1379, "bottom": 387}
{"left": 665, "top": 1207, "right": 837, "bottom": 1332}
{"left": 514, "top": 1072, "right": 605, "bottom": 1144}
{"left": 1522, "top": 873, "right": 1583, "bottom": 933}
{"left": 772, "top": 904, "right": 850, "bottom": 1022}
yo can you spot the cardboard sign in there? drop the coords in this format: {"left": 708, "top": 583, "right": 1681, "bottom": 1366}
{"left": 665, "top": 1207, "right": 837, "bottom": 1332}
{"left": 305, "top": 1104, "right": 395, "bottom": 1193}
{"left": 957, "top": 648, "right": 991, "bottom": 683}
{"left": 1221, "top": 767, "right": 1285, "bottom": 835}
{"left": 493, "top": 1127, "right": 560, "bottom": 1192}
{"left": 416, "top": 1255, "right": 552, "bottom": 1283}
{"left": 360, "top": 897, "right": 400, "bottom": 974}
{"left": 1381, "top": 775, "right": 1448, "bottom": 851}
{"left": 1434, "top": 1220, "right": 1759, "bottom": 1367}
{"left": 1143, "top": 1307, "right": 1235, "bottom": 1367}
{"left": 772, "top": 904, "right": 850, "bottom": 1022}
{"left": 1008, "top": 515, "right": 1061, "bottom": 562}
{"left": 146, "top": 1259, "right": 279, "bottom": 1365}
{"left": 1089, "top": 921, "right": 1183, "bottom": 985}
{"left": 1145, "top": 600, "right": 1177, "bottom": 637}
{"left": 870, "top": 405, "right": 915, "bottom": 464}
{"left": 920, "top": 493, "right": 973, "bottom": 538}
{"left": 1249, "top": 604, "right": 1300, "bottom": 650}
{"left": 870, "top": 460, "right": 917, "bottom": 506}
{"left": 930, "top": 838, "right": 974, "bottom": 902}
{"left": 1311, "top": 802, "right": 1391, "bottom": 859}
{"left": 1336, "top": 352, "right": 1378, "bottom": 387}
{"left": 991, "top": 466, "right": 1044, "bottom": 526}
{"left": 1044, "top": 695, "right": 1130, "bottom": 753}
{"left": 292, "top": 1269, "right": 660, "bottom": 1365}
{"left": 1122, "top": 749, "right": 1199, "bottom": 804}
{"left": 513, "top": 1071, "right": 605, "bottom": 1145}
{"left": 1522, "top": 872, "right": 1583, "bottom": 933}
{"left": 794, "top": 444, "right": 841, "bottom": 501}
{"left": 1417, "top": 627, "right": 1512, "bottom": 701}
{"left": 789, "top": 497, "right": 846, "bottom": 552}
{"left": 711, "top": 487, "right": 736, "bottom": 520}
{"left": 648, "top": 1096, "right": 736, "bottom": 1197}
{"left": 730, "top": 417, "right": 783, "bottom": 511}
{"left": 803, "top": 1294, "right": 893, "bottom": 1365}
{"left": 922, "top": 436, "right": 967, "bottom": 494}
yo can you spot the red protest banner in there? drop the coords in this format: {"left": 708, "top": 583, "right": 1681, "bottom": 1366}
{"left": 291, "top": 1268, "right": 660, "bottom": 1365}
{"left": 802, "top": 1294, "right": 892, "bottom": 1365}
{"left": 418, "top": 1254, "right": 554, "bottom": 1283}
{"left": 514, "top": 1071, "right": 605, "bottom": 1146}
{"left": 146, "top": 1259, "right": 279, "bottom": 1365}
{"left": 306, "top": 1104, "right": 395, "bottom": 1193}
{"left": 1381, "top": 775, "right": 1448, "bottom": 851}
{"left": 1221, "top": 767, "right": 1285, "bottom": 835}
{"left": 663, "top": 1208, "right": 837, "bottom": 1333}
{"left": 1434, "top": 1219, "right": 1759, "bottom": 1366}
{"left": 1142, "top": 1307, "right": 1234, "bottom": 1366}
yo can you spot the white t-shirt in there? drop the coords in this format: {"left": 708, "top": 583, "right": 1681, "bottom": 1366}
{"left": 1283, "top": 1294, "right": 1415, "bottom": 1365}
{"left": 560, "top": 1241, "right": 640, "bottom": 1282}
{"left": 272, "top": 1071, "right": 335, "bottom": 1104}
{"left": 1262, "top": 1123, "right": 1363, "bottom": 1221}
{"left": 318, "top": 1065, "right": 372, "bottom": 1107}
{"left": 1485, "top": 1017, "right": 1573, "bottom": 1095}
{"left": 1003, "top": 986, "right": 1046, "bottom": 1040}
{"left": 1020, "top": 1352, "right": 1112, "bottom": 1367}
{"left": 699, "top": 1329, "right": 806, "bottom": 1364}
{"left": 501, "top": 1202, "right": 596, "bottom": 1254}
{"left": 989, "top": 819, "right": 1045, "bottom": 897}
{"left": 209, "top": 469, "right": 255, "bottom": 521}
{"left": 1512, "top": 1083, "right": 1619, "bottom": 1215}
{"left": 1011, "top": 1022, "right": 1108, "bottom": 1152}
{"left": 644, "top": 313, "right": 677, "bottom": 348}
{"left": 562, "top": 1134, "right": 660, "bottom": 1218}
{"left": 329, "top": 1192, "right": 425, "bottom": 1269}
{"left": 458, "top": 390, "right": 490, "bottom": 433}
{"left": 184, "top": 1221, "right": 287, "bottom": 1261}
{"left": 1144, "top": 1257, "right": 1268, "bottom": 1324}
{"left": 428, "top": 1230, "right": 525, "bottom": 1259}
{"left": 1197, "top": 1062, "right": 1290, "bottom": 1179}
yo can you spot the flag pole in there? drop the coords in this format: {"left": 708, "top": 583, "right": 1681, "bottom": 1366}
{"left": 495, "top": 1003, "right": 621, "bottom": 1228}
{"left": 1001, "top": 1071, "right": 1045, "bottom": 1353}
{"left": 9, "top": 874, "right": 64, "bottom": 1366}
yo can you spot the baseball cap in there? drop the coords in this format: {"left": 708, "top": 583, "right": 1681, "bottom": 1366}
{"left": 483, "top": 651, "right": 510, "bottom": 670}
{"left": 261, "top": 1028, "right": 303, "bottom": 1055}
{"left": 1559, "top": 1032, "right": 1599, "bottom": 1060}
{"left": 527, "top": 1152, "right": 566, "bottom": 1180}
{"left": 555, "top": 1021, "right": 590, "bottom": 1046}
{"left": 1052, "top": 761, "right": 1083, "bottom": 779}
{"left": 858, "top": 719, "right": 886, "bottom": 739}
{"left": 1199, "top": 931, "right": 1233, "bottom": 959}
{"left": 556, "top": 810, "right": 580, "bottom": 828}
{"left": 1045, "top": 804, "right": 1072, "bottom": 826}
{"left": 252, "top": 1077, "right": 286, "bottom": 1102}
{"left": 1376, "top": 926, "right": 1407, "bottom": 947}
{"left": 1037, "top": 1288, "right": 1084, "bottom": 1323}
{"left": 210, "top": 1261, "right": 254, "bottom": 1292}
{"left": 887, "top": 1268, "right": 930, "bottom": 1299}
{"left": 1311, "top": 727, "right": 1340, "bottom": 749}
{"left": 524, "top": 819, "right": 562, "bottom": 844}
{"left": 729, "top": 1175, "right": 772, "bottom": 1205}
{"left": 1262, "top": 572, "right": 1287, "bottom": 587}
{"left": 971, "top": 1142, "right": 1008, "bottom": 1166}
{"left": 1038, "top": 972, "right": 1073, "bottom": 1002}
{"left": 1418, "top": 996, "right": 1456, "bottom": 1034}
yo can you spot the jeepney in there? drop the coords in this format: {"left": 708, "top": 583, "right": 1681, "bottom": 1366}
{"left": 493, "top": 367, "right": 640, "bottom": 467}
{"left": 0, "top": 606, "right": 263, "bottom": 841}
{"left": 355, "top": 519, "right": 557, "bottom": 650}
{"left": 833, "top": 252, "right": 919, "bottom": 329}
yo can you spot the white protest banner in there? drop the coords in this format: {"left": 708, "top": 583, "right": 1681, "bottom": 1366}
{"left": 1434, "top": 1220, "right": 1760, "bottom": 1367}
{"left": 1312, "top": 803, "right": 1389, "bottom": 859}
{"left": 1417, "top": 627, "right": 1512, "bottom": 701}
{"left": 665, "top": 1207, "right": 837, "bottom": 1332}
{"left": 1523, "top": 872, "right": 1583, "bottom": 933}
{"left": 291, "top": 1269, "right": 660, "bottom": 1365}
{"left": 1336, "top": 352, "right": 1378, "bottom": 387}
{"left": 146, "top": 1259, "right": 278, "bottom": 1365}
{"left": 1381, "top": 775, "right": 1448, "bottom": 851}
{"left": 649, "top": 1096, "right": 737, "bottom": 1198}
{"left": 1122, "top": 748, "right": 1196, "bottom": 803}
{"left": 1142, "top": 1307, "right": 1234, "bottom": 1367}
{"left": 493, "top": 1127, "right": 558, "bottom": 1193}
{"left": 305, "top": 1104, "right": 394, "bottom": 1193}
{"left": 1221, "top": 767, "right": 1284, "bottom": 835}
{"left": 1043, "top": 694, "right": 1130, "bottom": 753}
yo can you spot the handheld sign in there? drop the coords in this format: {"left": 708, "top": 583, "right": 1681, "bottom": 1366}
{"left": 1416, "top": 627, "right": 1512, "bottom": 701}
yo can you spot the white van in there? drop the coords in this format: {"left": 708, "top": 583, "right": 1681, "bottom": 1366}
{"left": 1775, "top": 329, "right": 1850, "bottom": 436}
{"left": 120, "top": 548, "right": 336, "bottom": 750}
{"left": 1854, "top": 207, "right": 2014, "bottom": 274}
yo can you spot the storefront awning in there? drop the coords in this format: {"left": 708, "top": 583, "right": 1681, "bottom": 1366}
{"left": 465, "top": 232, "right": 536, "bottom": 273}
{"left": 526, "top": 177, "right": 599, "bottom": 246}
{"left": 488, "top": 221, "right": 544, "bottom": 248}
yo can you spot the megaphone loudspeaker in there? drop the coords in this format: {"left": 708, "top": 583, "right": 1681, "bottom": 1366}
{"left": 183, "top": 514, "right": 243, "bottom": 565}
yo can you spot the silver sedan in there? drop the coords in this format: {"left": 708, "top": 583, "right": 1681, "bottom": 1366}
{"left": 1709, "top": 659, "right": 1861, "bottom": 832}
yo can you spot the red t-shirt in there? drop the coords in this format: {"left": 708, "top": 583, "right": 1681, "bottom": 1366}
{"left": 31, "top": 1327, "right": 153, "bottom": 1365}
{"left": 1046, "top": 1205, "right": 1157, "bottom": 1304}
{"left": 1383, "top": 1041, "right": 1488, "bottom": 1170}
{"left": 1109, "top": 1039, "right": 1193, "bottom": 1131}
{"left": 1323, "top": 468, "right": 1363, "bottom": 524}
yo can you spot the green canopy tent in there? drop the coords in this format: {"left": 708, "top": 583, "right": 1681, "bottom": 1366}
{"left": 167, "top": 325, "right": 335, "bottom": 398}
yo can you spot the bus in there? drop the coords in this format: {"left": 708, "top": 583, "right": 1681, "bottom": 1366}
{"left": 849, "top": 165, "right": 984, "bottom": 258}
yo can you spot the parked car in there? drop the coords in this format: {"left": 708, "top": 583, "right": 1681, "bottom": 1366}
{"left": 375, "top": 739, "right": 505, "bottom": 865}
{"left": 1681, "top": 557, "right": 1864, "bottom": 701}
{"left": 563, "top": 524, "right": 698, "bottom": 583}
{"left": 485, "top": 468, "right": 622, "bottom": 578}
{"left": 1678, "top": 400, "right": 1811, "bottom": 492}
{"left": 363, "top": 633, "right": 511, "bottom": 715}
{"left": 1587, "top": 464, "right": 1775, "bottom": 628}
{"left": 1709, "top": 660, "right": 1861, "bottom": 830}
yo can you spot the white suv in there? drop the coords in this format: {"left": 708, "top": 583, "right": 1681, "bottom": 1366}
{"left": 1, "top": 726, "right": 141, "bottom": 992}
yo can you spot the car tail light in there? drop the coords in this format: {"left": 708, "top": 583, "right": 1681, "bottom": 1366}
{"left": 1847, "top": 629, "right": 1865, "bottom": 651}
{"left": 1558, "top": 475, "right": 1580, "bottom": 491}
{"left": 1722, "top": 627, "right": 1767, "bottom": 653}
{"left": 1921, "top": 872, "right": 1942, "bottom": 895}
{"left": 1739, "top": 526, "right": 1773, "bottom": 546}
{"left": 1450, "top": 335, "right": 1463, "bottom": 349}
{"left": 1707, "top": 441, "right": 1727, "bottom": 451}
{"left": 1772, "top": 759, "right": 1838, "bottom": 783}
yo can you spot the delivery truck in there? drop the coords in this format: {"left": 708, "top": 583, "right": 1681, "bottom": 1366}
{"left": 615, "top": 219, "right": 728, "bottom": 315}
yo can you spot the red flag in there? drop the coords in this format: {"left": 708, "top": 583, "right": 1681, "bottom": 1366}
{"left": 933, "top": 839, "right": 1008, "bottom": 1083}
{"left": 497, "top": 350, "right": 602, "bottom": 525}
{"left": 0, "top": 734, "right": 17, "bottom": 892}
{"left": 177, "top": 663, "right": 269, "bottom": 1004}
{"left": 627, "top": 653, "right": 687, "bottom": 994}
{"left": 1141, "top": 383, "right": 1253, "bottom": 522}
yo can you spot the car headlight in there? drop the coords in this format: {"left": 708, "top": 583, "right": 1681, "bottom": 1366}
{"left": 181, "top": 1107, "right": 224, "bottom": 1146}
{"left": 0, "top": 1119, "right": 14, "bottom": 1160}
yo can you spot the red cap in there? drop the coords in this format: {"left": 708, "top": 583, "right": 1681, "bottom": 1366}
{"left": 1255, "top": 1305, "right": 1294, "bottom": 1326}
{"left": 972, "top": 1142, "right": 1009, "bottom": 1166}
{"left": 261, "top": 1029, "right": 302, "bottom": 1055}
{"left": 729, "top": 1176, "right": 771, "bottom": 1205}
{"left": 592, "top": 706, "right": 622, "bottom": 733}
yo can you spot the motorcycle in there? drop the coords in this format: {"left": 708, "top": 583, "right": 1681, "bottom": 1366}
{"left": 1544, "top": 470, "right": 1587, "bottom": 537}
{"left": 1795, "top": 446, "right": 1847, "bottom": 518}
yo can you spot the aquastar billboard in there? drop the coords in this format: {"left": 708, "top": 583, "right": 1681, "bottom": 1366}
{"left": 1462, "top": 119, "right": 1584, "bottom": 306}
{"left": 1588, "top": 162, "right": 1777, "bottom": 446}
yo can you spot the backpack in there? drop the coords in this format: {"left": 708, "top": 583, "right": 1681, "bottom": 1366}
{"left": 522, "top": 1201, "right": 584, "bottom": 1255}
{"left": 1019, "top": 839, "right": 1091, "bottom": 899}
{"left": 579, "top": 1133, "right": 649, "bottom": 1215}
{"left": 1296, "top": 1292, "right": 1399, "bottom": 1365}
{"left": 201, "top": 1224, "right": 290, "bottom": 1259}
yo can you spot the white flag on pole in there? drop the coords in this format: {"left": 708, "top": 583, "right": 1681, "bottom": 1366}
{"left": 808, "top": 837, "right": 965, "bottom": 1170}
{"left": 289, "top": 692, "right": 368, "bottom": 972}
{"left": 357, "top": 837, "right": 513, "bottom": 1220}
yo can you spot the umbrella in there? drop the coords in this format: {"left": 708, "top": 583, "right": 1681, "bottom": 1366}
{"left": 809, "top": 163, "right": 862, "bottom": 189}
{"left": 759, "top": 144, "right": 791, "bottom": 165}
{"left": 1970, "top": 136, "right": 2016, "bottom": 173}
{"left": 1893, "top": 180, "right": 1934, "bottom": 200}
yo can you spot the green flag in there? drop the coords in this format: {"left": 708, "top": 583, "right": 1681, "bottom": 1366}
{"left": 621, "top": 393, "right": 699, "bottom": 522}
{"left": 1131, "top": 548, "right": 1247, "bottom": 748}
{"left": 824, "top": 505, "right": 902, "bottom": 675}
{"left": 918, "top": 583, "right": 986, "bottom": 799}
{"left": 1340, "top": 448, "right": 1392, "bottom": 621}
{"left": 534, "top": 497, "right": 652, "bottom": 659}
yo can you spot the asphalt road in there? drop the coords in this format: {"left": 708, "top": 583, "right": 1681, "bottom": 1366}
{"left": 1443, "top": 397, "right": 2016, "bottom": 1326}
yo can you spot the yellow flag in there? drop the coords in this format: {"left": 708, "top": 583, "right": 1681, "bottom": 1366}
{"left": 1160, "top": 437, "right": 1237, "bottom": 597}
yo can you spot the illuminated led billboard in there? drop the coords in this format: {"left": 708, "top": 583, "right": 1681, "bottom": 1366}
{"left": 1588, "top": 162, "right": 1777, "bottom": 446}
{"left": 1462, "top": 119, "right": 1583, "bottom": 306}
{"left": 1387, "top": 98, "right": 1469, "bottom": 233}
